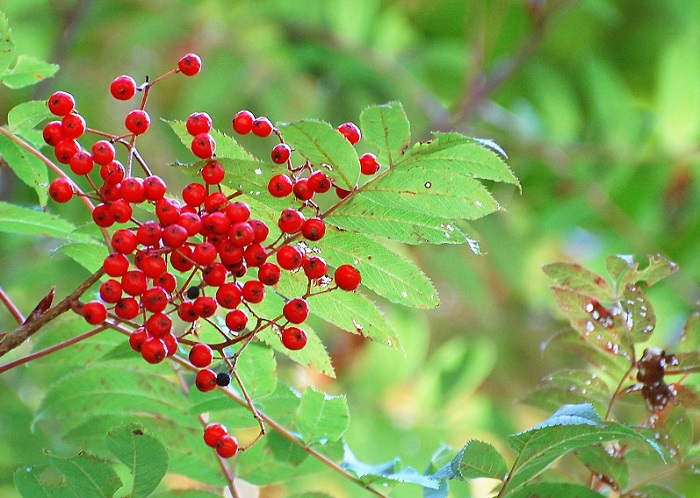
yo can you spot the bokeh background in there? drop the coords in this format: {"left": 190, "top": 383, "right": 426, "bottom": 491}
{"left": 2, "top": 0, "right": 700, "bottom": 496}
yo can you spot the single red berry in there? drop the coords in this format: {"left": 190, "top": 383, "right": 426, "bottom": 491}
{"left": 202, "top": 262, "right": 228, "bottom": 287}
{"left": 225, "top": 201, "right": 251, "bottom": 223}
{"left": 120, "top": 177, "right": 146, "bottom": 203}
{"left": 141, "top": 287, "right": 169, "bottom": 313}
{"left": 229, "top": 222, "right": 255, "bottom": 247}
{"left": 204, "top": 192, "right": 228, "bottom": 213}
{"left": 110, "top": 75, "right": 137, "bottom": 100}
{"left": 303, "top": 255, "right": 328, "bottom": 280}
{"left": 189, "top": 343, "right": 214, "bottom": 368}
{"left": 145, "top": 312, "right": 172, "bottom": 338}
{"left": 301, "top": 217, "right": 326, "bottom": 241}
{"left": 112, "top": 229, "right": 138, "bottom": 254}
{"left": 243, "top": 243, "right": 268, "bottom": 267}
{"left": 216, "top": 282, "right": 242, "bottom": 309}
{"left": 177, "top": 301, "right": 198, "bottom": 322}
{"left": 335, "top": 185, "right": 352, "bottom": 199}
{"left": 99, "top": 279, "right": 123, "bottom": 303}
{"left": 276, "top": 245, "right": 304, "bottom": 271}
{"left": 359, "top": 153, "right": 380, "bottom": 175}
{"left": 281, "top": 326, "right": 307, "bottom": 350}
{"left": 91, "top": 140, "right": 116, "bottom": 166}
{"left": 194, "top": 296, "right": 217, "bottom": 318}
{"left": 337, "top": 122, "right": 361, "bottom": 145}
{"left": 116, "top": 297, "right": 140, "bottom": 320}
{"left": 178, "top": 212, "right": 203, "bottom": 236}
{"left": 249, "top": 219, "right": 269, "bottom": 243}
{"left": 143, "top": 175, "right": 167, "bottom": 201}
{"left": 141, "top": 337, "right": 167, "bottom": 364}
{"left": 54, "top": 139, "right": 81, "bottom": 164}
{"left": 92, "top": 203, "right": 115, "bottom": 228}
{"left": 61, "top": 113, "right": 86, "bottom": 140}
{"left": 154, "top": 272, "right": 177, "bottom": 294}
{"left": 271, "top": 143, "right": 291, "bottom": 164}
{"left": 136, "top": 221, "right": 163, "bottom": 246}
{"left": 125, "top": 109, "right": 151, "bottom": 135}
{"left": 69, "top": 151, "right": 94, "bottom": 175}
{"left": 192, "top": 242, "right": 218, "bottom": 266}
{"left": 203, "top": 212, "right": 231, "bottom": 235}
{"left": 109, "top": 199, "right": 133, "bottom": 224}
{"left": 192, "top": 133, "right": 216, "bottom": 159}
{"left": 182, "top": 182, "right": 207, "bottom": 207}
{"left": 163, "top": 333, "right": 179, "bottom": 356}
{"left": 43, "top": 121, "right": 64, "bottom": 146}
{"left": 162, "top": 224, "right": 189, "bottom": 249}
{"left": 252, "top": 117, "right": 273, "bottom": 138}
{"left": 232, "top": 110, "right": 255, "bottom": 134}
{"left": 195, "top": 368, "right": 218, "bottom": 392}
{"left": 216, "top": 435, "right": 239, "bottom": 458}
{"left": 278, "top": 208, "right": 305, "bottom": 234}
{"left": 103, "top": 253, "right": 130, "bottom": 277}
{"left": 201, "top": 159, "right": 225, "bottom": 184}
{"left": 293, "top": 178, "right": 314, "bottom": 201}
{"left": 204, "top": 423, "right": 228, "bottom": 448}
{"left": 230, "top": 261, "right": 248, "bottom": 278}
{"left": 334, "top": 264, "right": 362, "bottom": 291}
{"left": 225, "top": 309, "right": 248, "bottom": 332}
{"left": 283, "top": 297, "right": 309, "bottom": 324}
{"left": 308, "top": 170, "right": 332, "bottom": 193}
{"left": 155, "top": 198, "right": 182, "bottom": 224}
{"left": 47, "top": 91, "right": 75, "bottom": 116}
{"left": 141, "top": 254, "right": 167, "bottom": 279}
{"left": 178, "top": 53, "right": 202, "bottom": 76}
{"left": 129, "top": 328, "right": 148, "bottom": 352}
{"left": 121, "top": 270, "right": 148, "bottom": 296}
{"left": 186, "top": 112, "right": 213, "bottom": 135}
{"left": 49, "top": 177, "right": 73, "bottom": 203}
{"left": 100, "top": 160, "right": 125, "bottom": 185}
{"left": 268, "top": 174, "right": 293, "bottom": 197}
{"left": 99, "top": 183, "right": 123, "bottom": 203}
{"left": 241, "top": 280, "right": 265, "bottom": 303}
{"left": 258, "top": 262, "right": 281, "bottom": 286}
{"left": 216, "top": 240, "right": 244, "bottom": 266}
{"left": 82, "top": 301, "right": 107, "bottom": 325}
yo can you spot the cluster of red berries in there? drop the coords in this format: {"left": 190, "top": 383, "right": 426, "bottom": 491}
{"left": 45, "top": 53, "right": 364, "bottom": 458}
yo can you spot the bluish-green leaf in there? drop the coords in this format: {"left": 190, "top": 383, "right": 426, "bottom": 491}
{"left": 46, "top": 452, "right": 122, "bottom": 498}
{"left": 295, "top": 387, "right": 349, "bottom": 443}
{"left": 105, "top": 424, "right": 168, "bottom": 498}
{"left": 342, "top": 444, "right": 440, "bottom": 489}
{"left": 360, "top": 102, "right": 410, "bottom": 167}
{"left": 1, "top": 55, "right": 58, "bottom": 89}
{"left": 435, "top": 440, "right": 507, "bottom": 481}
{"left": 0, "top": 12, "right": 15, "bottom": 76}
{"left": 278, "top": 119, "right": 360, "bottom": 190}
{"left": 0, "top": 135, "right": 48, "bottom": 205}
{"left": 316, "top": 227, "right": 438, "bottom": 308}
{"left": 7, "top": 100, "right": 53, "bottom": 135}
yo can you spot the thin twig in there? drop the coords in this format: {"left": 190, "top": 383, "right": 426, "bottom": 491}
{"left": 0, "top": 285, "right": 25, "bottom": 325}
{"left": 231, "top": 369, "right": 266, "bottom": 451}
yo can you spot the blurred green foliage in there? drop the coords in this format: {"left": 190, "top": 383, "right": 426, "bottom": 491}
{"left": 2, "top": 0, "right": 700, "bottom": 496}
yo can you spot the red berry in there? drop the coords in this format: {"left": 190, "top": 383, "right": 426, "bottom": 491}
{"left": 141, "top": 337, "right": 167, "bottom": 364}
{"left": 121, "top": 177, "right": 146, "bottom": 203}
{"left": 301, "top": 217, "right": 326, "bottom": 241}
{"left": 155, "top": 198, "right": 182, "bottom": 225}
{"left": 216, "top": 435, "right": 239, "bottom": 458}
{"left": 141, "top": 287, "right": 169, "bottom": 313}
{"left": 82, "top": 301, "right": 107, "bottom": 325}
{"left": 100, "top": 160, "right": 125, "bottom": 185}
{"left": 278, "top": 208, "right": 305, "bottom": 234}
{"left": 145, "top": 312, "right": 172, "bottom": 338}
{"left": 192, "top": 242, "right": 218, "bottom": 266}
{"left": 193, "top": 296, "right": 217, "bottom": 318}
{"left": 143, "top": 175, "right": 167, "bottom": 201}
{"left": 162, "top": 224, "right": 189, "bottom": 249}
{"left": 241, "top": 280, "right": 265, "bottom": 303}
{"left": 141, "top": 254, "right": 167, "bottom": 279}
{"left": 335, "top": 186, "right": 352, "bottom": 199}
{"left": 293, "top": 178, "right": 314, "bottom": 201}
{"left": 112, "top": 229, "right": 138, "bottom": 254}
{"left": 136, "top": 221, "right": 163, "bottom": 246}
{"left": 281, "top": 326, "right": 307, "bottom": 350}
{"left": 249, "top": 219, "right": 269, "bottom": 244}
{"left": 109, "top": 199, "right": 133, "bottom": 224}
{"left": 276, "top": 245, "right": 304, "bottom": 271}
{"left": 154, "top": 272, "right": 177, "bottom": 294}
{"left": 334, "top": 264, "right": 361, "bottom": 291}
{"left": 283, "top": 297, "right": 309, "bottom": 324}
{"left": 116, "top": 297, "right": 140, "bottom": 320}
{"left": 225, "top": 201, "right": 251, "bottom": 223}
{"left": 183, "top": 182, "right": 207, "bottom": 207}
{"left": 110, "top": 75, "right": 137, "bottom": 100}
{"left": 202, "top": 263, "right": 227, "bottom": 287}
{"left": 186, "top": 112, "right": 213, "bottom": 135}
{"left": 178, "top": 53, "right": 202, "bottom": 76}
{"left": 232, "top": 110, "right": 255, "bottom": 134}
{"left": 204, "top": 423, "right": 228, "bottom": 448}
{"left": 204, "top": 192, "right": 228, "bottom": 213}
{"left": 258, "top": 262, "right": 281, "bottom": 286}
{"left": 61, "top": 113, "right": 86, "bottom": 140}
{"left": 178, "top": 212, "right": 203, "bottom": 236}
{"left": 47, "top": 91, "right": 75, "bottom": 116}
{"left": 91, "top": 140, "right": 116, "bottom": 166}
{"left": 201, "top": 160, "right": 225, "bottom": 184}
{"left": 163, "top": 334, "right": 179, "bottom": 356}
{"left": 337, "top": 122, "right": 361, "bottom": 145}
{"left": 216, "top": 240, "right": 244, "bottom": 266}
{"left": 54, "top": 139, "right": 81, "bottom": 164}
{"left": 359, "top": 153, "right": 380, "bottom": 175}
{"left": 99, "top": 279, "right": 123, "bottom": 303}
{"left": 192, "top": 133, "right": 216, "bottom": 159}
{"left": 271, "top": 143, "right": 291, "bottom": 164}
{"left": 243, "top": 243, "right": 268, "bottom": 267}
{"left": 103, "top": 253, "right": 130, "bottom": 277}
{"left": 43, "top": 121, "right": 64, "bottom": 146}
{"left": 203, "top": 212, "right": 231, "bottom": 235}
{"left": 303, "top": 256, "right": 328, "bottom": 280}
{"left": 229, "top": 222, "right": 255, "bottom": 247}
{"left": 252, "top": 117, "right": 273, "bottom": 137}
{"left": 195, "top": 368, "right": 218, "bottom": 392}
{"left": 129, "top": 328, "right": 148, "bottom": 352}
{"left": 177, "top": 301, "right": 198, "bottom": 322}
{"left": 225, "top": 309, "right": 248, "bottom": 332}
{"left": 216, "top": 283, "right": 242, "bottom": 309}
{"left": 125, "top": 109, "right": 151, "bottom": 135}
{"left": 92, "top": 203, "right": 115, "bottom": 228}
{"left": 121, "top": 270, "right": 148, "bottom": 296}
{"left": 308, "top": 170, "right": 332, "bottom": 193}
{"left": 48, "top": 177, "right": 73, "bottom": 203}
{"left": 189, "top": 343, "right": 214, "bottom": 368}
{"left": 69, "top": 151, "right": 94, "bottom": 175}
{"left": 268, "top": 174, "right": 293, "bottom": 198}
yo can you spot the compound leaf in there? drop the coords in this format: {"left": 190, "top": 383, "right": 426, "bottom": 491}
{"left": 360, "top": 101, "right": 410, "bottom": 167}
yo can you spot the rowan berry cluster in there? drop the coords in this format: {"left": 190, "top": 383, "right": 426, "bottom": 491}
{"left": 45, "top": 53, "right": 363, "bottom": 458}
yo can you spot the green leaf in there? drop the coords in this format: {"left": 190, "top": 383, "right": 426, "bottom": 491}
{"left": 0, "top": 135, "right": 48, "bottom": 205}
{"left": 574, "top": 445, "right": 630, "bottom": 489}
{"left": 265, "top": 431, "right": 309, "bottom": 466}
{"left": 652, "top": 404, "right": 693, "bottom": 459}
{"left": 14, "top": 465, "right": 71, "bottom": 498}
{"left": 46, "top": 452, "right": 122, "bottom": 498}
{"left": 1, "top": 55, "right": 58, "bottom": 89}
{"left": 0, "top": 201, "right": 88, "bottom": 238}
{"left": 621, "top": 283, "right": 656, "bottom": 343}
{"left": 624, "top": 254, "right": 678, "bottom": 287}
{"left": 525, "top": 370, "right": 611, "bottom": 415}
{"left": 678, "top": 310, "right": 700, "bottom": 353}
{"left": 295, "top": 387, "right": 349, "bottom": 443}
{"left": 444, "top": 440, "right": 507, "bottom": 480}
{"left": 257, "top": 325, "right": 335, "bottom": 378}
{"left": 605, "top": 254, "right": 633, "bottom": 285}
{"left": 635, "top": 484, "right": 683, "bottom": 498}
{"left": 507, "top": 483, "right": 604, "bottom": 498}
{"left": 327, "top": 194, "right": 469, "bottom": 245}
{"left": 504, "top": 403, "right": 662, "bottom": 494}
{"left": 359, "top": 102, "right": 411, "bottom": 166}
{"left": 105, "top": 424, "right": 168, "bottom": 498}
{"left": 341, "top": 444, "right": 440, "bottom": 489}
{"left": 7, "top": 100, "right": 53, "bottom": 135}
{"left": 278, "top": 119, "right": 360, "bottom": 190}
{"left": 316, "top": 226, "right": 439, "bottom": 308}
{"left": 542, "top": 262, "right": 614, "bottom": 301}
{"left": 397, "top": 132, "right": 519, "bottom": 187}
{"left": 217, "top": 157, "right": 291, "bottom": 211}
{"left": 164, "top": 119, "right": 253, "bottom": 161}
{"left": 0, "top": 12, "right": 15, "bottom": 77}
{"left": 55, "top": 240, "right": 109, "bottom": 273}
{"left": 235, "top": 342, "right": 277, "bottom": 399}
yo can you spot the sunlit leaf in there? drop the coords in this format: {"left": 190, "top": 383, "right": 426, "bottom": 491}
{"left": 0, "top": 11, "right": 15, "bottom": 76}
{"left": 0, "top": 201, "right": 95, "bottom": 240}
{"left": 360, "top": 101, "right": 410, "bottom": 167}
{"left": 435, "top": 440, "right": 507, "bottom": 481}
{"left": 525, "top": 370, "right": 611, "bottom": 414}
{"left": 635, "top": 484, "right": 683, "bottom": 498}
{"left": 542, "top": 262, "right": 613, "bottom": 301}
{"left": 1, "top": 55, "right": 58, "bottom": 89}
{"left": 234, "top": 342, "right": 277, "bottom": 399}
{"left": 6, "top": 100, "right": 52, "bottom": 135}
{"left": 0, "top": 136, "right": 48, "bottom": 206}
{"left": 624, "top": 254, "right": 678, "bottom": 287}
{"left": 164, "top": 119, "right": 252, "bottom": 161}
{"left": 295, "top": 387, "right": 349, "bottom": 443}
{"left": 257, "top": 325, "right": 335, "bottom": 378}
